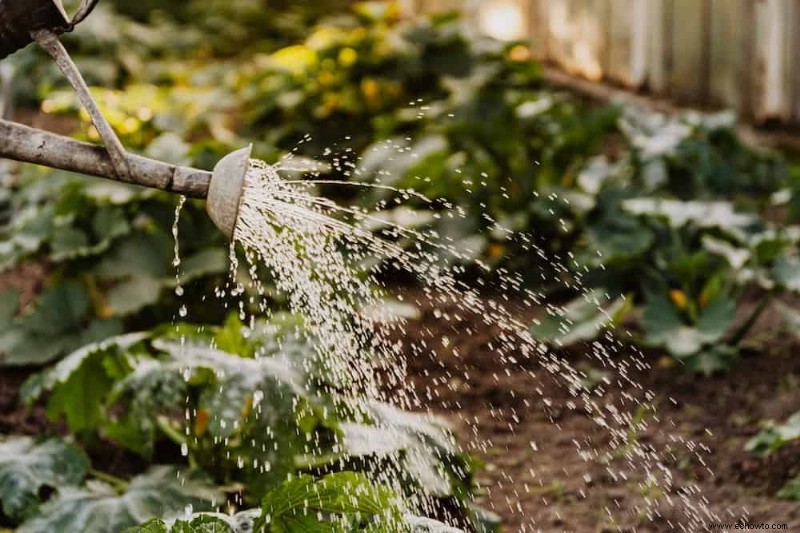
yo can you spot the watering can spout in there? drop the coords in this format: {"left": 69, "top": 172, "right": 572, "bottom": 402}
{"left": 0, "top": 119, "right": 251, "bottom": 239}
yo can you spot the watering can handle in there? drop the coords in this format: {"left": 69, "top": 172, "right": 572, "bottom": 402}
{"left": 70, "top": 0, "right": 100, "bottom": 29}
{"left": 31, "top": 27, "right": 130, "bottom": 182}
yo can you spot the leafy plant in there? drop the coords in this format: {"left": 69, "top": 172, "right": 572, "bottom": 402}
{"left": 0, "top": 168, "right": 230, "bottom": 366}
{"left": 20, "top": 315, "right": 488, "bottom": 529}
{"left": 130, "top": 472, "right": 464, "bottom": 532}
{"left": 746, "top": 411, "right": 800, "bottom": 457}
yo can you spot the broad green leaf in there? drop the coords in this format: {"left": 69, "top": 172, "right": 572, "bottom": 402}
{"left": 95, "top": 232, "right": 172, "bottom": 280}
{"left": 702, "top": 236, "right": 750, "bottom": 271}
{"left": 778, "top": 476, "right": 800, "bottom": 501}
{"left": 746, "top": 411, "right": 800, "bottom": 457}
{"left": 50, "top": 227, "right": 89, "bottom": 261}
{"left": 694, "top": 296, "right": 736, "bottom": 341}
{"left": 18, "top": 467, "right": 223, "bottom": 533}
{"left": 45, "top": 352, "right": 115, "bottom": 434}
{"left": 109, "top": 339, "right": 317, "bottom": 483}
{"left": 337, "top": 402, "right": 458, "bottom": 497}
{"left": 258, "top": 473, "right": 405, "bottom": 531}
{"left": 127, "top": 510, "right": 259, "bottom": 533}
{"left": 22, "top": 332, "right": 149, "bottom": 405}
{"left": 138, "top": 340, "right": 307, "bottom": 438}
{"left": 19, "top": 281, "right": 89, "bottom": 337}
{"left": 177, "top": 249, "right": 229, "bottom": 285}
{"left": 0, "top": 437, "right": 89, "bottom": 520}
{"left": 640, "top": 294, "right": 694, "bottom": 357}
{"left": 772, "top": 255, "right": 800, "bottom": 292}
{"left": 0, "top": 281, "right": 106, "bottom": 366}
{"left": 641, "top": 292, "right": 734, "bottom": 359}
{"left": 683, "top": 345, "right": 738, "bottom": 376}
{"left": 777, "top": 302, "right": 800, "bottom": 339}
{"left": 92, "top": 206, "right": 132, "bottom": 246}
{"left": 623, "top": 198, "right": 756, "bottom": 231}
{"left": 531, "top": 291, "right": 627, "bottom": 347}
{"left": 0, "top": 287, "right": 20, "bottom": 328}
{"left": 405, "top": 515, "right": 463, "bottom": 532}
{"left": 106, "top": 276, "right": 165, "bottom": 316}
{"left": 127, "top": 520, "right": 170, "bottom": 533}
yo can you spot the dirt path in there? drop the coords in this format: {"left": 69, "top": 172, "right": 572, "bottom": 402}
{"left": 397, "top": 291, "right": 800, "bottom": 532}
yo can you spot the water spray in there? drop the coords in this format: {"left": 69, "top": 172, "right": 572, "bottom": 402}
{"left": 0, "top": 0, "right": 250, "bottom": 239}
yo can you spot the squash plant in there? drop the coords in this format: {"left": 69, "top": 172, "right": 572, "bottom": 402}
{"left": 11, "top": 315, "right": 496, "bottom": 531}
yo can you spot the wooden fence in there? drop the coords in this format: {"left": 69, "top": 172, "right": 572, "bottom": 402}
{"left": 403, "top": 0, "right": 800, "bottom": 126}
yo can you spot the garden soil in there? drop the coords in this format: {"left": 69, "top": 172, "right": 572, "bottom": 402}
{"left": 394, "top": 289, "right": 800, "bottom": 531}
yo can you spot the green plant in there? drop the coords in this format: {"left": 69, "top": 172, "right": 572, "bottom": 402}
{"left": 0, "top": 167, "right": 231, "bottom": 366}
{"left": 745, "top": 411, "right": 800, "bottom": 457}
{"left": 130, "top": 472, "right": 464, "bottom": 532}
{"left": 18, "top": 315, "right": 491, "bottom": 529}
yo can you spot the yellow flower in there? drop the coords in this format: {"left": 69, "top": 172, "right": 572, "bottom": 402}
{"left": 319, "top": 92, "right": 341, "bottom": 117}
{"left": 338, "top": 47, "right": 358, "bottom": 67}
{"left": 194, "top": 409, "right": 210, "bottom": 436}
{"left": 270, "top": 45, "right": 317, "bottom": 73}
{"left": 669, "top": 289, "right": 688, "bottom": 310}
{"left": 698, "top": 292, "right": 709, "bottom": 308}
{"left": 657, "top": 355, "right": 675, "bottom": 369}
{"left": 488, "top": 244, "right": 506, "bottom": 258}
{"left": 318, "top": 70, "right": 336, "bottom": 87}
{"left": 361, "top": 78, "right": 380, "bottom": 102}
{"left": 508, "top": 44, "right": 531, "bottom": 62}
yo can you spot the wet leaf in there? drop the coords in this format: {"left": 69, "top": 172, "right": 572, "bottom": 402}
{"left": 18, "top": 467, "right": 221, "bottom": 533}
{"left": 746, "top": 411, "right": 800, "bottom": 457}
{"left": 337, "top": 402, "right": 459, "bottom": 497}
{"left": 623, "top": 198, "right": 755, "bottom": 231}
{"left": 531, "top": 291, "right": 627, "bottom": 347}
{"left": 0, "top": 437, "right": 88, "bottom": 520}
{"left": 772, "top": 255, "right": 800, "bottom": 292}
{"left": 257, "top": 472, "right": 404, "bottom": 531}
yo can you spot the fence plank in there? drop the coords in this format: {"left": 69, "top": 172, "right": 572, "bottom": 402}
{"left": 754, "top": 0, "right": 793, "bottom": 121}
{"left": 475, "top": 0, "right": 530, "bottom": 41}
{"left": 708, "top": 0, "right": 751, "bottom": 112}
{"left": 669, "top": 0, "right": 709, "bottom": 103}
{"left": 528, "top": 0, "right": 548, "bottom": 59}
{"left": 646, "top": 0, "right": 670, "bottom": 95}
{"left": 607, "top": 0, "right": 648, "bottom": 87}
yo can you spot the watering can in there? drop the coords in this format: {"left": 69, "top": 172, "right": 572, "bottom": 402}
{"left": 0, "top": 0, "right": 250, "bottom": 238}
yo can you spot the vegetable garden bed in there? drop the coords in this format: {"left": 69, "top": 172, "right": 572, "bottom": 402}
{"left": 3, "top": 278, "right": 800, "bottom": 531}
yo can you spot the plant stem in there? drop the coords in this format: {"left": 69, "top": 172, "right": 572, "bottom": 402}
{"left": 156, "top": 415, "right": 186, "bottom": 446}
{"left": 730, "top": 292, "right": 772, "bottom": 346}
{"left": 89, "top": 468, "right": 128, "bottom": 493}
{"left": 155, "top": 416, "right": 198, "bottom": 469}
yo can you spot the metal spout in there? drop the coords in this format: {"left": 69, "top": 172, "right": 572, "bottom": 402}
{"left": 0, "top": 118, "right": 252, "bottom": 239}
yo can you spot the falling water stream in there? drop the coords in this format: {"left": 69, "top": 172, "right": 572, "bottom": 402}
{"left": 174, "top": 150, "right": 720, "bottom": 530}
